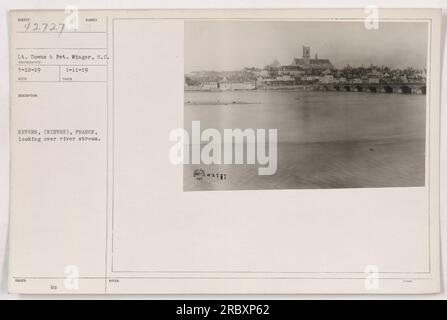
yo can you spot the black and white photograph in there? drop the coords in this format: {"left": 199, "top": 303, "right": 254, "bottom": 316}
{"left": 184, "top": 20, "right": 428, "bottom": 191}
{"left": 2, "top": 6, "right": 443, "bottom": 297}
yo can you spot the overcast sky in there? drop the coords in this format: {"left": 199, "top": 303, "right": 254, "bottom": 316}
{"left": 185, "top": 21, "right": 428, "bottom": 73}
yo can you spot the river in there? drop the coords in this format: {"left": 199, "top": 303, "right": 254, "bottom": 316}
{"left": 183, "top": 90, "right": 426, "bottom": 190}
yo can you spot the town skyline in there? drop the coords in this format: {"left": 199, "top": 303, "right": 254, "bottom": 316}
{"left": 186, "top": 60, "right": 427, "bottom": 74}
{"left": 185, "top": 21, "right": 428, "bottom": 73}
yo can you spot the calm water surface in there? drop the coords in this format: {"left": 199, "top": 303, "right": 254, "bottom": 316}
{"left": 184, "top": 90, "right": 425, "bottom": 190}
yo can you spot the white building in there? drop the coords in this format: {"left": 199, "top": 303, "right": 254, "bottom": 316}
{"left": 219, "top": 82, "right": 256, "bottom": 90}
{"left": 319, "top": 75, "right": 335, "bottom": 84}
{"left": 201, "top": 81, "right": 219, "bottom": 89}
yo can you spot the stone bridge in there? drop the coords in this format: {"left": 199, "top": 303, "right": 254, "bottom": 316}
{"left": 319, "top": 82, "right": 426, "bottom": 94}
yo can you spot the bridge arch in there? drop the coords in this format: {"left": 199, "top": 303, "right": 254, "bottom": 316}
{"left": 400, "top": 85, "right": 412, "bottom": 94}
{"left": 381, "top": 86, "right": 393, "bottom": 93}
{"left": 368, "top": 86, "right": 378, "bottom": 93}
{"left": 354, "top": 85, "right": 363, "bottom": 92}
{"left": 416, "top": 86, "right": 426, "bottom": 94}
{"left": 343, "top": 85, "right": 351, "bottom": 92}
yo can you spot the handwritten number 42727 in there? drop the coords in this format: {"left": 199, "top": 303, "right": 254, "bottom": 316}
{"left": 23, "top": 22, "right": 65, "bottom": 35}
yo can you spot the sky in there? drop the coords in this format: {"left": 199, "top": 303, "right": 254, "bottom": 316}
{"left": 185, "top": 21, "right": 428, "bottom": 73}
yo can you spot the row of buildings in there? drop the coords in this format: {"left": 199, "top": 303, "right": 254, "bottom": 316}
{"left": 185, "top": 45, "right": 427, "bottom": 90}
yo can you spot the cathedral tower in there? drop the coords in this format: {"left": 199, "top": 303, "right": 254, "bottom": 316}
{"left": 302, "top": 45, "right": 310, "bottom": 65}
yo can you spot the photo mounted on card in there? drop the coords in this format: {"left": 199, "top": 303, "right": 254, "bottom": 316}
{"left": 8, "top": 8, "right": 441, "bottom": 294}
